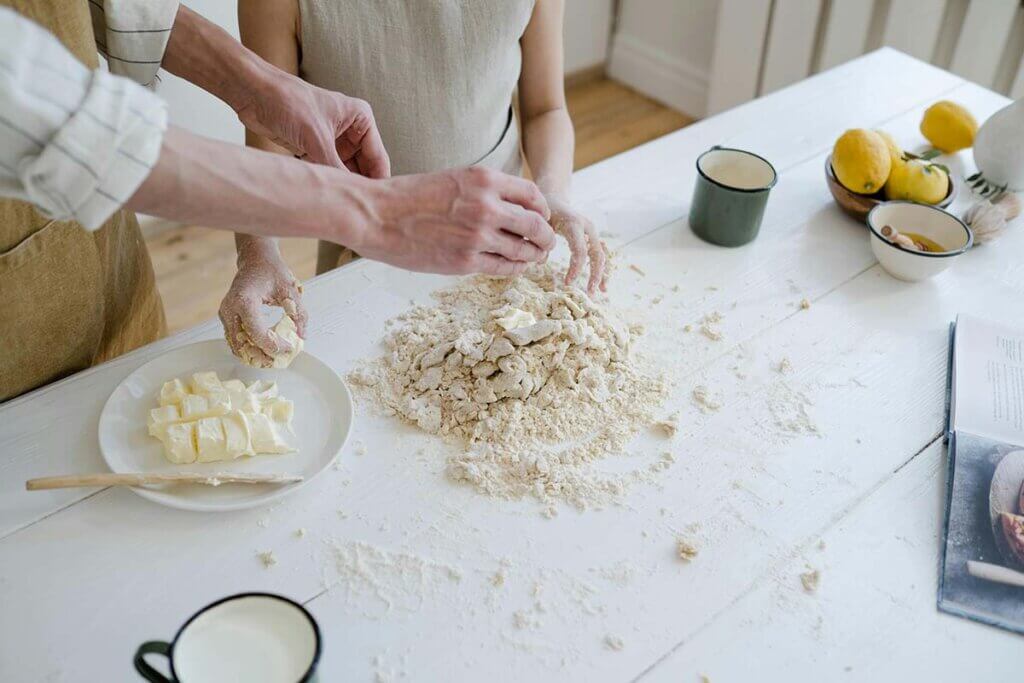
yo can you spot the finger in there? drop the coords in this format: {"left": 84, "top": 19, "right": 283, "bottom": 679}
{"left": 586, "top": 227, "right": 607, "bottom": 295}
{"left": 310, "top": 131, "right": 345, "bottom": 168}
{"left": 472, "top": 253, "right": 531, "bottom": 277}
{"left": 557, "top": 218, "right": 587, "bottom": 286}
{"left": 498, "top": 205, "right": 556, "bottom": 251}
{"left": 487, "top": 227, "right": 548, "bottom": 264}
{"left": 495, "top": 175, "right": 550, "bottom": 220}
{"left": 339, "top": 111, "right": 391, "bottom": 179}
{"left": 280, "top": 295, "right": 309, "bottom": 338}
{"left": 600, "top": 241, "right": 612, "bottom": 292}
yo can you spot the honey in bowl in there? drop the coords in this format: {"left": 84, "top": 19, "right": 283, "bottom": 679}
{"left": 900, "top": 232, "right": 946, "bottom": 253}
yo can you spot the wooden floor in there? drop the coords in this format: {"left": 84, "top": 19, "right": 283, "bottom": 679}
{"left": 148, "top": 78, "right": 694, "bottom": 333}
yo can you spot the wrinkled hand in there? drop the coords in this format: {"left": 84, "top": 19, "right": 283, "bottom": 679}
{"left": 353, "top": 166, "right": 555, "bottom": 277}
{"left": 218, "top": 241, "right": 307, "bottom": 369}
{"left": 545, "top": 193, "right": 608, "bottom": 294}
{"left": 237, "top": 70, "right": 390, "bottom": 178}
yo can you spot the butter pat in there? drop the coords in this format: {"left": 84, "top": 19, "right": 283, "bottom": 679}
{"left": 248, "top": 413, "right": 292, "bottom": 454}
{"left": 270, "top": 315, "right": 303, "bottom": 369}
{"left": 494, "top": 308, "right": 537, "bottom": 331}
{"left": 180, "top": 393, "right": 230, "bottom": 420}
{"left": 221, "top": 412, "right": 253, "bottom": 458}
{"left": 157, "top": 422, "right": 198, "bottom": 464}
{"left": 147, "top": 405, "right": 180, "bottom": 437}
{"left": 190, "top": 371, "right": 223, "bottom": 395}
{"left": 247, "top": 380, "right": 278, "bottom": 402}
{"left": 159, "top": 379, "right": 188, "bottom": 406}
{"left": 196, "top": 417, "right": 229, "bottom": 463}
{"left": 263, "top": 397, "right": 294, "bottom": 425}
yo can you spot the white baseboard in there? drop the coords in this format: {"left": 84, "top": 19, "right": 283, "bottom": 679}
{"left": 608, "top": 33, "right": 708, "bottom": 119}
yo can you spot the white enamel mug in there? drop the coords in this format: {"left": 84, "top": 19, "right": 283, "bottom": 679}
{"left": 134, "top": 593, "right": 321, "bottom": 683}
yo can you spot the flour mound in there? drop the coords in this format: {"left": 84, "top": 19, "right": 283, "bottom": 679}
{"left": 350, "top": 266, "right": 668, "bottom": 509}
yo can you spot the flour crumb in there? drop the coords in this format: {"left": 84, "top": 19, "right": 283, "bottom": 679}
{"left": 604, "top": 634, "right": 625, "bottom": 651}
{"left": 699, "top": 312, "right": 724, "bottom": 341}
{"left": 777, "top": 357, "right": 793, "bottom": 374}
{"left": 257, "top": 517, "right": 269, "bottom": 528}
{"left": 354, "top": 441, "right": 367, "bottom": 456}
{"left": 699, "top": 675, "right": 712, "bottom": 683}
{"left": 653, "top": 413, "right": 679, "bottom": 438}
{"left": 801, "top": 567, "right": 820, "bottom": 593}
{"left": 676, "top": 538, "right": 699, "bottom": 562}
{"left": 491, "top": 569, "right": 507, "bottom": 588}
{"left": 817, "top": 539, "right": 826, "bottom": 551}
{"left": 800, "top": 298, "right": 811, "bottom": 310}
{"left": 349, "top": 264, "right": 668, "bottom": 511}
{"left": 628, "top": 264, "right": 646, "bottom": 276}
{"left": 257, "top": 550, "right": 277, "bottom": 568}
{"left": 691, "top": 385, "right": 722, "bottom": 413}
{"left": 671, "top": 285, "right": 680, "bottom": 293}
{"left": 295, "top": 528, "right": 307, "bottom": 538}
{"left": 683, "top": 324, "right": 693, "bottom": 333}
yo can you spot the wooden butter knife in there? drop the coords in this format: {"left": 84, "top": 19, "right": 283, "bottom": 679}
{"left": 26, "top": 472, "right": 304, "bottom": 491}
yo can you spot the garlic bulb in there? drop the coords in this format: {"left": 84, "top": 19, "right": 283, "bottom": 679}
{"left": 963, "top": 193, "right": 1021, "bottom": 245}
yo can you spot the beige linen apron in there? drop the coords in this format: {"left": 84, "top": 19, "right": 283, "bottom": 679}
{"left": 0, "top": 0, "right": 165, "bottom": 402}
{"left": 297, "top": 0, "right": 535, "bottom": 274}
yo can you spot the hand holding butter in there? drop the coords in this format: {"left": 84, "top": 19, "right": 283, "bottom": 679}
{"left": 148, "top": 371, "right": 295, "bottom": 464}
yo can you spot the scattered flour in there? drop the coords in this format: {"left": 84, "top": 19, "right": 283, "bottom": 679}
{"left": 691, "top": 385, "right": 722, "bottom": 414}
{"left": 799, "top": 298, "right": 811, "bottom": 310}
{"left": 628, "top": 264, "right": 646, "bottom": 277}
{"left": 324, "top": 540, "right": 463, "bottom": 617}
{"left": 676, "top": 538, "right": 699, "bottom": 562}
{"left": 777, "top": 357, "right": 793, "bottom": 374}
{"left": 653, "top": 413, "right": 679, "bottom": 438}
{"left": 257, "top": 550, "right": 276, "bottom": 568}
{"left": 604, "top": 634, "right": 625, "bottom": 651}
{"left": 765, "top": 382, "right": 819, "bottom": 437}
{"left": 699, "top": 312, "right": 724, "bottom": 341}
{"left": 800, "top": 567, "right": 820, "bottom": 594}
{"left": 349, "top": 265, "right": 669, "bottom": 510}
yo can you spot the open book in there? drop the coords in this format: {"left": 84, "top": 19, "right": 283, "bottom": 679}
{"left": 940, "top": 314, "right": 1024, "bottom": 634}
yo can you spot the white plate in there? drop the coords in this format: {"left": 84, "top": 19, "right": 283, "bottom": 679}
{"left": 99, "top": 340, "right": 353, "bottom": 512}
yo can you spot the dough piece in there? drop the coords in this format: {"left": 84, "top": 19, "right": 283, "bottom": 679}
{"left": 196, "top": 416, "right": 229, "bottom": 462}
{"left": 158, "top": 378, "right": 188, "bottom": 406}
{"left": 504, "top": 320, "right": 561, "bottom": 346}
{"left": 147, "top": 405, "right": 180, "bottom": 437}
{"left": 157, "top": 422, "right": 198, "bottom": 464}
{"left": 190, "top": 371, "right": 223, "bottom": 395}
{"left": 248, "top": 413, "right": 292, "bottom": 454}
{"left": 270, "top": 315, "right": 303, "bottom": 369}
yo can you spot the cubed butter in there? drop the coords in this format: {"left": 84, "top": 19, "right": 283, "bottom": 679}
{"left": 221, "top": 411, "right": 253, "bottom": 458}
{"left": 157, "top": 422, "right": 198, "bottom": 464}
{"left": 158, "top": 378, "right": 189, "bottom": 406}
{"left": 221, "top": 379, "right": 247, "bottom": 393}
{"left": 248, "top": 413, "right": 292, "bottom": 454}
{"left": 270, "top": 315, "right": 303, "bottom": 369}
{"left": 247, "top": 380, "right": 279, "bottom": 402}
{"left": 147, "top": 405, "right": 180, "bottom": 437}
{"left": 263, "top": 397, "right": 294, "bottom": 425}
{"left": 190, "top": 371, "right": 223, "bottom": 395}
{"left": 195, "top": 417, "right": 229, "bottom": 462}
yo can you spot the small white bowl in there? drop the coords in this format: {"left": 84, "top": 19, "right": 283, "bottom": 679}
{"left": 866, "top": 201, "right": 973, "bottom": 282}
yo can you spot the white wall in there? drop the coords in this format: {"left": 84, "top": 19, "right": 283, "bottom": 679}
{"left": 609, "top": 0, "right": 719, "bottom": 118}
{"left": 161, "top": 0, "right": 613, "bottom": 145}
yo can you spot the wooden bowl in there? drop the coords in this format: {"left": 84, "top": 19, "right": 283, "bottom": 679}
{"left": 825, "top": 154, "right": 956, "bottom": 222}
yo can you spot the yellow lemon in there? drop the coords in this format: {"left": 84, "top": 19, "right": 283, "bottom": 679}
{"left": 832, "top": 129, "right": 891, "bottom": 194}
{"left": 874, "top": 130, "right": 903, "bottom": 165}
{"left": 884, "top": 158, "right": 948, "bottom": 204}
{"left": 920, "top": 101, "right": 978, "bottom": 153}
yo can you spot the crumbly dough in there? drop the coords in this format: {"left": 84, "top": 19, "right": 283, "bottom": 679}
{"left": 148, "top": 371, "right": 294, "bottom": 464}
{"left": 237, "top": 315, "right": 304, "bottom": 369}
{"left": 350, "top": 265, "right": 668, "bottom": 509}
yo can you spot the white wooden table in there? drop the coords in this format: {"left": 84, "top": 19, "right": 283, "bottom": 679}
{"left": 1, "top": 49, "right": 1021, "bottom": 681}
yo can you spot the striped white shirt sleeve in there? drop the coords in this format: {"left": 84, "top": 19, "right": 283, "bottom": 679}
{"left": 0, "top": 7, "right": 170, "bottom": 230}
{"left": 89, "top": 0, "right": 179, "bottom": 87}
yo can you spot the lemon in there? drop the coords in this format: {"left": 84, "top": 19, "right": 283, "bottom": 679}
{"left": 874, "top": 130, "right": 903, "bottom": 165}
{"left": 920, "top": 101, "right": 978, "bottom": 153}
{"left": 884, "top": 157, "right": 948, "bottom": 204}
{"left": 832, "top": 129, "right": 891, "bottom": 194}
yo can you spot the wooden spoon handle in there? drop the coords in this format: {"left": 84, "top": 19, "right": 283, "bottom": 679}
{"left": 26, "top": 472, "right": 303, "bottom": 490}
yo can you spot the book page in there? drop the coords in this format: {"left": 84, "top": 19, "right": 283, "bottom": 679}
{"left": 953, "top": 314, "right": 1024, "bottom": 446}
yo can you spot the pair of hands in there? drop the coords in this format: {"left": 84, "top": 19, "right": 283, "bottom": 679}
{"left": 220, "top": 71, "right": 606, "bottom": 366}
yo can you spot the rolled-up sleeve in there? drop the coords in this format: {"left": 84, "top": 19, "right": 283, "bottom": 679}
{"left": 0, "top": 7, "right": 168, "bottom": 230}
{"left": 89, "top": 1, "right": 180, "bottom": 87}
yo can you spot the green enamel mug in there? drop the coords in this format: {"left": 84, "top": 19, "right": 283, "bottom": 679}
{"left": 134, "top": 593, "right": 321, "bottom": 683}
{"left": 689, "top": 146, "right": 777, "bottom": 247}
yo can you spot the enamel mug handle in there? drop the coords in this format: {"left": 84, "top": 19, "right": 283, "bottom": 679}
{"left": 134, "top": 641, "right": 173, "bottom": 682}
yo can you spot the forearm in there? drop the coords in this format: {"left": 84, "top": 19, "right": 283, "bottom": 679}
{"left": 522, "top": 108, "right": 575, "bottom": 198}
{"left": 126, "top": 126, "right": 376, "bottom": 244}
{"left": 161, "top": 4, "right": 273, "bottom": 117}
